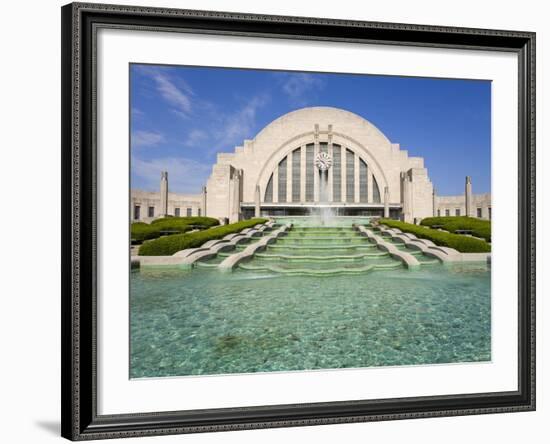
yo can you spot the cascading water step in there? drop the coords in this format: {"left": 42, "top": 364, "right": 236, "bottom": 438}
{"left": 280, "top": 239, "right": 366, "bottom": 244}
{"left": 193, "top": 223, "right": 441, "bottom": 275}
{"left": 237, "top": 261, "right": 403, "bottom": 276}
{"left": 266, "top": 244, "right": 377, "bottom": 251}
{"left": 194, "top": 236, "right": 266, "bottom": 267}
{"left": 253, "top": 251, "right": 391, "bottom": 262}
{"left": 233, "top": 224, "right": 407, "bottom": 276}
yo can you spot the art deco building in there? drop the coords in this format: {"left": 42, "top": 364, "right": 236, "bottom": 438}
{"left": 130, "top": 107, "right": 491, "bottom": 223}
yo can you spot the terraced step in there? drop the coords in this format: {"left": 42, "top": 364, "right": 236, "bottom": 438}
{"left": 194, "top": 224, "right": 442, "bottom": 276}
{"left": 217, "top": 244, "right": 250, "bottom": 257}
{"left": 195, "top": 260, "right": 222, "bottom": 268}
{"left": 275, "top": 237, "right": 371, "bottom": 245}
{"left": 196, "top": 237, "right": 265, "bottom": 265}
{"left": 238, "top": 260, "right": 403, "bottom": 276}
{"left": 393, "top": 244, "right": 422, "bottom": 254}
{"left": 254, "top": 251, "right": 390, "bottom": 262}
{"left": 290, "top": 227, "right": 357, "bottom": 231}
{"left": 267, "top": 244, "right": 377, "bottom": 251}
{"left": 417, "top": 257, "right": 440, "bottom": 265}
{"left": 285, "top": 232, "right": 361, "bottom": 238}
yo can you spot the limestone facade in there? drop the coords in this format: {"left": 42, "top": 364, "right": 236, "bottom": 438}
{"left": 130, "top": 107, "right": 491, "bottom": 224}
{"left": 435, "top": 192, "right": 492, "bottom": 220}
{"left": 131, "top": 188, "right": 203, "bottom": 222}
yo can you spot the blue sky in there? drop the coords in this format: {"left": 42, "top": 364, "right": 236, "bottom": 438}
{"left": 130, "top": 64, "right": 491, "bottom": 196}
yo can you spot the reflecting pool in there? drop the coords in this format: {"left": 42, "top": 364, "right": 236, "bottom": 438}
{"left": 130, "top": 261, "right": 491, "bottom": 378}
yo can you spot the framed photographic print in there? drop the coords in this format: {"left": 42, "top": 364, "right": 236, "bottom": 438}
{"left": 61, "top": 2, "right": 536, "bottom": 440}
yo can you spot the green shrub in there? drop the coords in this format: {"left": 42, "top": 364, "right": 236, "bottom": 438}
{"left": 131, "top": 223, "right": 162, "bottom": 242}
{"left": 150, "top": 216, "right": 219, "bottom": 229}
{"left": 146, "top": 219, "right": 194, "bottom": 234}
{"left": 420, "top": 216, "right": 491, "bottom": 242}
{"left": 132, "top": 217, "right": 219, "bottom": 242}
{"left": 379, "top": 219, "right": 491, "bottom": 253}
{"left": 139, "top": 218, "right": 268, "bottom": 256}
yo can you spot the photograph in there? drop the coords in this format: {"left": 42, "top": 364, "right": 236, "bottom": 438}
{"left": 58, "top": 2, "right": 536, "bottom": 440}
{"left": 1, "top": 0, "right": 545, "bottom": 441}
{"left": 129, "top": 64, "right": 493, "bottom": 378}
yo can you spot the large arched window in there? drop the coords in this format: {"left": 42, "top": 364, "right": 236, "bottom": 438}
{"left": 263, "top": 143, "right": 382, "bottom": 205}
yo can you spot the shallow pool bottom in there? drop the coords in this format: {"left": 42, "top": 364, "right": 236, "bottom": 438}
{"left": 130, "top": 262, "right": 491, "bottom": 378}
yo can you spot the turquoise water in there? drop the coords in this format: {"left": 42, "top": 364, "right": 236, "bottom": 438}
{"left": 130, "top": 261, "right": 491, "bottom": 378}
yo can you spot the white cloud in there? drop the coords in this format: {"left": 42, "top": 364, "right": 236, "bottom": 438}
{"left": 136, "top": 66, "right": 194, "bottom": 117}
{"left": 131, "top": 130, "right": 165, "bottom": 148}
{"left": 131, "top": 156, "right": 211, "bottom": 194}
{"left": 153, "top": 72, "right": 192, "bottom": 115}
{"left": 215, "top": 94, "right": 269, "bottom": 148}
{"left": 183, "top": 129, "right": 208, "bottom": 147}
{"left": 280, "top": 73, "right": 325, "bottom": 105}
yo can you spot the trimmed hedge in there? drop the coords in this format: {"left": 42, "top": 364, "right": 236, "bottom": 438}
{"left": 138, "top": 218, "right": 269, "bottom": 256}
{"left": 131, "top": 217, "right": 219, "bottom": 242}
{"left": 420, "top": 216, "right": 491, "bottom": 242}
{"left": 131, "top": 223, "right": 162, "bottom": 242}
{"left": 379, "top": 219, "right": 491, "bottom": 253}
{"left": 150, "top": 216, "right": 219, "bottom": 228}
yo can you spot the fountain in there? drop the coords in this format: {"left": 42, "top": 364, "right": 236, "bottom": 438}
{"left": 193, "top": 151, "right": 442, "bottom": 274}
{"left": 315, "top": 150, "right": 335, "bottom": 226}
{"left": 318, "top": 169, "right": 335, "bottom": 226}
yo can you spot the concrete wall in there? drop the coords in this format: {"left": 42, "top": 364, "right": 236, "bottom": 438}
{"left": 408, "top": 167, "right": 434, "bottom": 222}
{"left": 131, "top": 190, "right": 202, "bottom": 222}
{"left": 435, "top": 192, "right": 492, "bottom": 219}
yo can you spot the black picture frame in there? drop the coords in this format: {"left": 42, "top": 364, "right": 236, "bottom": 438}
{"left": 61, "top": 2, "right": 536, "bottom": 440}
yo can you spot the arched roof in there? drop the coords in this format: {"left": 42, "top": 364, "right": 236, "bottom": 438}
{"left": 253, "top": 106, "right": 392, "bottom": 146}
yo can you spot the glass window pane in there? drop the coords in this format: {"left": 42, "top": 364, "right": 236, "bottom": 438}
{"left": 373, "top": 176, "right": 381, "bottom": 203}
{"left": 346, "top": 149, "right": 354, "bottom": 202}
{"left": 278, "top": 156, "right": 287, "bottom": 203}
{"left": 359, "top": 159, "right": 368, "bottom": 203}
{"left": 264, "top": 174, "right": 273, "bottom": 202}
{"left": 332, "top": 145, "right": 341, "bottom": 202}
{"left": 292, "top": 148, "right": 301, "bottom": 202}
{"left": 305, "top": 144, "right": 314, "bottom": 202}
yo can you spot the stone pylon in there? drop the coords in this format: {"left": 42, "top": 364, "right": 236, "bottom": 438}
{"left": 160, "top": 171, "right": 168, "bottom": 216}
{"left": 465, "top": 176, "right": 472, "bottom": 217}
{"left": 201, "top": 186, "right": 207, "bottom": 217}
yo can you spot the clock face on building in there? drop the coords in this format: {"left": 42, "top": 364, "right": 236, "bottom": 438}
{"left": 315, "top": 152, "right": 333, "bottom": 171}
